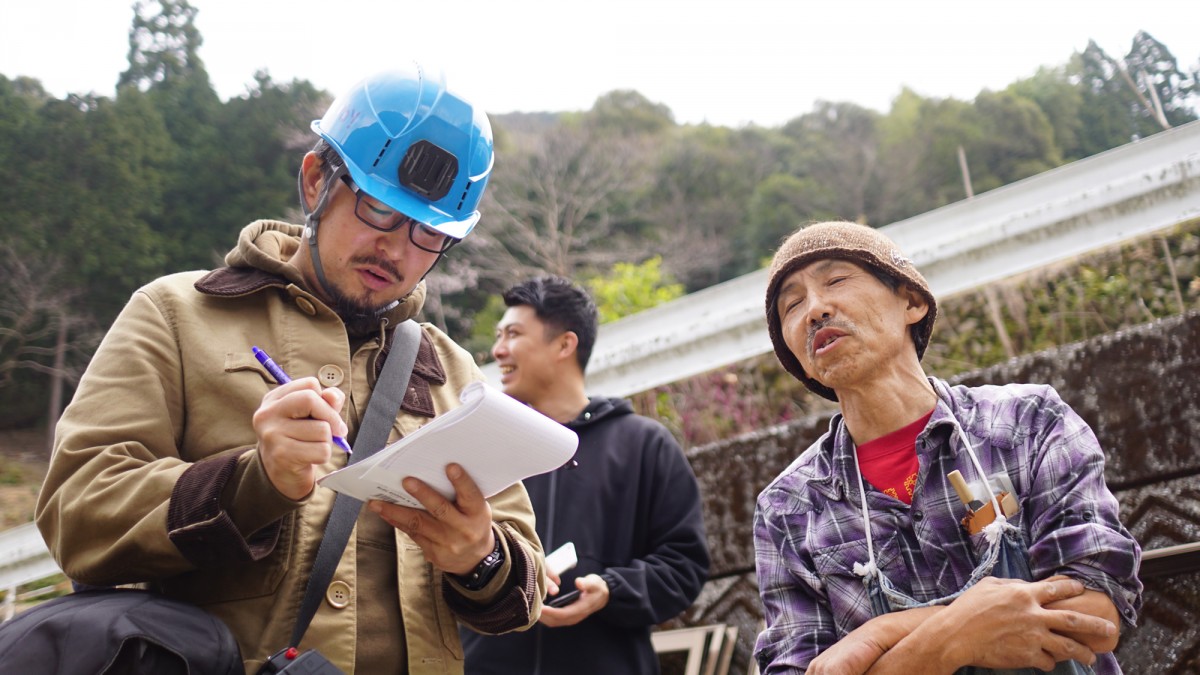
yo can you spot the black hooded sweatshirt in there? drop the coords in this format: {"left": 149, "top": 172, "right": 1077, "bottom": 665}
{"left": 461, "top": 396, "right": 711, "bottom": 674}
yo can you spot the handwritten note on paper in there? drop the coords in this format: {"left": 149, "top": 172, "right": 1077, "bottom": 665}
{"left": 318, "top": 381, "right": 579, "bottom": 508}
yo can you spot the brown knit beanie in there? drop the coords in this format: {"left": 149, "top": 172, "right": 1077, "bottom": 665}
{"left": 764, "top": 221, "right": 937, "bottom": 401}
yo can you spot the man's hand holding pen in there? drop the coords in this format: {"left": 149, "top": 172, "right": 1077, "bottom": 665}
{"left": 252, "top": 377, "right": 348, "bottom": 501}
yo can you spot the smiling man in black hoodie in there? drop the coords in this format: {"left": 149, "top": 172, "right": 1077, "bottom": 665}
{"left": 460, "top": 274, "right": 711, "bottom": 674}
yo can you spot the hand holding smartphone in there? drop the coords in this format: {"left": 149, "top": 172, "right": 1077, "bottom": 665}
{"left": 544, "top": 542, "right": 580, "bottom": 607}
{"left": 546, "top": 589, "right": 580, "bottom": 608}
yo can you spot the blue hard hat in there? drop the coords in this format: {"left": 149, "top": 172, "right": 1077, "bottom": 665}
{"left": 312, "top": 64, "right": 493, "bottom": 240}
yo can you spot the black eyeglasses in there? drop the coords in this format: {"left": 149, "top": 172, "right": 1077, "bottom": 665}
{"left": 339, "top": 175, "right": 457, "bottom": 253}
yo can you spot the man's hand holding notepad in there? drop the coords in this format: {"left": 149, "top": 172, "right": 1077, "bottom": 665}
{"left": 318, "top": 381, "right": 579, "bottom": 508}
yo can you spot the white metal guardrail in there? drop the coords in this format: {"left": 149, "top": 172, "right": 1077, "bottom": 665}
{"left": 483, "top": 119, "right": 1200, "bottom": 398}
{"left": 0, "top": 521, "right": 61, "bottom": 620}
{"left": 0, "top": 522, "right": 58, "bottom": 590}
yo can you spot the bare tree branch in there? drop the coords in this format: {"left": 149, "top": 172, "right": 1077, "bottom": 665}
{"left": 0, "top": 244, "right": 101, "bottom": 390}
{"left": 465, "top": 122, "right": 653, "bottom": 284}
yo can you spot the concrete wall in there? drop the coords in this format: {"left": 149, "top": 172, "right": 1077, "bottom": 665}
{"left": 676, "top": 310, "right": 1200, "bottom": 674}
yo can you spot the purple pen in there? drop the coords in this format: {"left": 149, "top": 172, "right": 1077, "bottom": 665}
{"left": 252, "top": 346, "right": 353, "bottom": 455}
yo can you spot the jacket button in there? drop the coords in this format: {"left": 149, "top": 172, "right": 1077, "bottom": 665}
{"left": 326, "top": 580, "right": 351, "bottom": 609}
{"left": 318, "top": 365, "right": 344, "bottom": 387}
{"left": 296, "top": 297, "right": 317, "bottom": 315}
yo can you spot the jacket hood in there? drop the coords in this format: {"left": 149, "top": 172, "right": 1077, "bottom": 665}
{"left": 565, "top": 396, "right": 634, "bottom": 430}
{"left": 223, "top": 219, "right": 426, "bottom": 323}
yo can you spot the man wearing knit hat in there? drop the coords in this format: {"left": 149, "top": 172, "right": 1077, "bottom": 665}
{"left": 752, "top": 222, "right": 1142, "bottom": 674}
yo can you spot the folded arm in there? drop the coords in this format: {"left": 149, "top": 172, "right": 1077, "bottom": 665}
{"left": 808, "top": 576, "right": 1117, "bottom": 675}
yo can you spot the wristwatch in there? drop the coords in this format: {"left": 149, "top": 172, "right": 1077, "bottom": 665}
{"left": 452, "top": 534, "right": 505, "bottom": 591}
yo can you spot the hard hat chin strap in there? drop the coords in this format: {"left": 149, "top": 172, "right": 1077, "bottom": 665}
{"left": 297, "top": 163, "right": 347, "bottom": 304}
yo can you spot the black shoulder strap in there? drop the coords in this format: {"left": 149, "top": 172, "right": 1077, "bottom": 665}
{"left": 288, "top": 319, "right": 423, "bottom": 649}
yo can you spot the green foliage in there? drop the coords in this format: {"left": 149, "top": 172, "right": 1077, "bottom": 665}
{"left": 970, "top": 90, "right": 1062, "bottom": 191}
{"left": 199, "top": 72, "right": 326, "bottom": 257}
{"left": 588, "top": 90, "right": 675, "bottom": 135}
{"left": 780, "top": 101, "right": 881, "bottom": 224}
{"left": 924, "top": 219, "right": 1200, "bottom": 376}
{"left": 2, "top": 14, "right": 1198, "bottom": 433}
{"left": 586, "top": 257, "right": 685, "bottom": 323}
{"left": 644, "top": 124, "right": 789, "bottom": 285}
{"left": 1007, "top": 65, "right": 1086, "bottom": 161}
{"left": 0, "top": 77, "right": 42, "bottom": 236}
{"left": 0, "top": 457, "right": 26, "bottom": 485}
{"left": 7, "top": 90, "right": 171, "bottom": 321}
{"left": 745, "top": 173, "right": 836, "bottom": 256}
{"left": 0, "top": 4, "right": 324, "bottom": 426}
{"left": 462, "top": 294, "right": 509, "bottom": 364}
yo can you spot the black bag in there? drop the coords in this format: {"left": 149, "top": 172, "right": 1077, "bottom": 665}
{"left": 0, "top": 588, "right": 242, "bottom": 674}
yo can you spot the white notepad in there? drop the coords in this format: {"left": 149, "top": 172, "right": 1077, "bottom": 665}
{"left": 318, "top": 381, "right": 579, "bottom": 509}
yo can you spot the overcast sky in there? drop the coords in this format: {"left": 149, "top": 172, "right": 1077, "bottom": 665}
{"left": 2, "top": 0, "right": 1198, "bottom": 128}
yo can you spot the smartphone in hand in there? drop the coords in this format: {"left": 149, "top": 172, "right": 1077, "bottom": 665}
{"left": 544, "top": 542, "right": 580, "bottom": 608}
{"left": 546, "top": 589, "right": 580, "bottom": 608}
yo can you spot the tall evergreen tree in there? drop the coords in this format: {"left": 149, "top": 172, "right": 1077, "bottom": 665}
{"left": 0, "top": 76, "right": 47, "bottom": 245}
{"left": 119, "top": 0, "right": 207, "bottom": 91}
{"left": 210, "top": 71, "right": 328, "bottom": 244}
{"left": 119, "top": 0, "right": 224, "bottom": 270}
{"left": 1076, "top": 39, "right": 1161, "bottom": 156}
{"left": 1123, "top": 30, "right": 1198, "bottom": 128}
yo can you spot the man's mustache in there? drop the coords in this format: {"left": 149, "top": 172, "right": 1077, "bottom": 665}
{"left": 806, "top": 317, "right": 853, "bottom": 353}
{"left": 352, "top": 255, "right": 403, "bottom": 283}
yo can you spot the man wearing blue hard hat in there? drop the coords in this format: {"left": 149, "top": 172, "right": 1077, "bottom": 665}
{"left": 37, "top": 64, "right": 545, "bottom": 674}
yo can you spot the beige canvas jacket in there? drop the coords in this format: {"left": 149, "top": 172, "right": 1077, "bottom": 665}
{"left": 36, "top": 221, "right": 545, "bottom": 673}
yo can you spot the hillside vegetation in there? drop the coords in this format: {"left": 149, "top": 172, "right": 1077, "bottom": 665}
{"left": 2, "top": 3, "right": 1197, "bottom": 431}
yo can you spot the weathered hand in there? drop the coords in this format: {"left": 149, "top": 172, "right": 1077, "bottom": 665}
{"left": 806, "top": 634, "right": 887, "bottom": 675}
{"left": 252, "top": 377, "right": 346, "bottom": 501}
{"left": 806, "top": 606, "right": 942, "bottom": 675}
{"left": 936, "top": 576, "right": 1115, "bottom": 671}
{"left": 539, "top": 573, "right": 609, "bottom": 628}
{"left": 1042, "top": 574, "right": 1122, "bottom": 653}
{"left": 369, "top": 463, "right": 495, "bottom": 576}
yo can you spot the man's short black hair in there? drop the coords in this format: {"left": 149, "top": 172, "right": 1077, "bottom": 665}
{"left": 502, "top": 275, "right": 599, "bottom": 373}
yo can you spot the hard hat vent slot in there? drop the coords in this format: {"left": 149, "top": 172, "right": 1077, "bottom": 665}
{"left": 457, "top": 181, "right": 474, "bottom": 210}
{"left": 372, "top": 139, "right": 393, "bottom": 168}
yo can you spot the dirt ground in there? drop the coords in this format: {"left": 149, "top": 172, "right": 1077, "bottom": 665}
{"left": 0, "top": 428, "right": 50, "bottom": 530}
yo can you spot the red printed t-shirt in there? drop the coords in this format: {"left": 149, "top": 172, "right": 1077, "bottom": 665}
{"left": 855, "top": 409, "right": 935, "bottom": 504}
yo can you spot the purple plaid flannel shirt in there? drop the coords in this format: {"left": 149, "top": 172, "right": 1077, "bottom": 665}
{"left": 753, "top": 378, "right": 1143, "bottom": 673}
